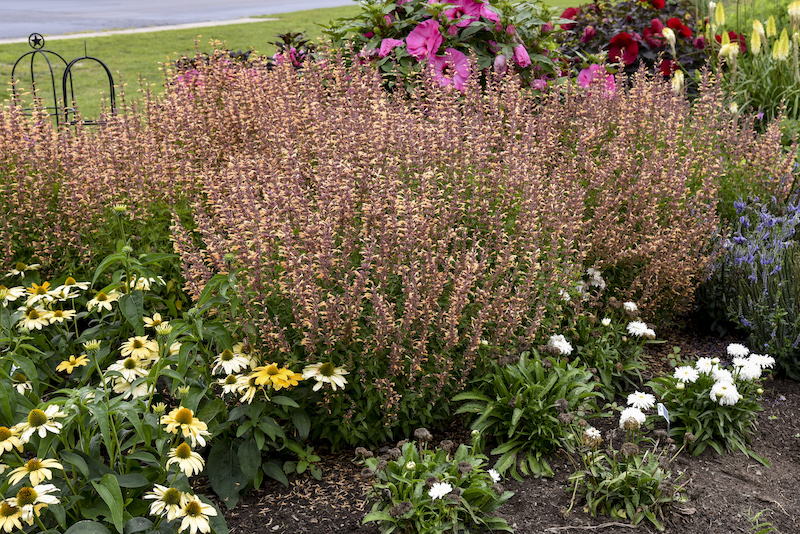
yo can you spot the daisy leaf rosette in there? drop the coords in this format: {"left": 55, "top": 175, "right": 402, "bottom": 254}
{"left": 361, "top": 438, "right": 514, "bottom": 533}
{"left": 647, "top": 348, "right": 769, "bottom": 464}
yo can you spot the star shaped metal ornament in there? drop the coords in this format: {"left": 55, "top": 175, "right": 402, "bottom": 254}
{"left": 28, "top": 33, "right": 45, "bottom": 49}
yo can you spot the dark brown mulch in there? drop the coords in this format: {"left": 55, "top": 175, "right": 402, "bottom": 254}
{"left": 208, "top": 324, "right": 800, "bottom": 534}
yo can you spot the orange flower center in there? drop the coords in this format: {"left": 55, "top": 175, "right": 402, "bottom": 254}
{"left": 174, "top": 408, "right": 194, "bottom": 425}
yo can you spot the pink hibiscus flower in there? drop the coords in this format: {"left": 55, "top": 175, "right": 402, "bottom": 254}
{"left": 379, "top": 38, "right": 405, "bottom": 58}
{"left": 407, "top": 19, "right": 444, "bottom": 60}
{"left": 577, "top": 64, "right": 615, "bottom": 95}
{"left": 513, "top": 44, "right": 532, "bottom": 68}
{"left": 431, "top": 48, "right": 471, "bottom": 91}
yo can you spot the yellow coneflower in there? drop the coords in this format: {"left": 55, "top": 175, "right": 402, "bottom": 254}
{"left": 12, "top": 406, "right": 66, "bottom": 443}
{"left": 302, "top": 362, "right": 349, "bottom": 391}
{"left": 144, "top": 485, "right": 188, "bottom": 521}
{"left": 55, "top": 354, "right": 89, "bottom": 374}
{"left": 17, "top": 307, "right": 49, "bottom": 330}
{"left": 166, "top": 442, "right": 205, "bottom": 477}
{"left": 48, "top": 309, "right": 76, "bottom": 324}
{"left": 143, "top": 312, "right": 166, "bottom": 329}
{"left": 179, "top": 495, "right": 217, "bottom": 534}
{"left": 7, "top": 484, "right": 59, "bottom": 525}
{"left": 236, "top": 375, "right": 265, "bottom": 404}
{"left": 0, "top": 427, "right": 23, "bottom": 453}
{"left": 251, "top": 364, "right": 302, "bottom": 391}
{"left": 7, "top": 458, "right": 63, "bottom": 486}
{"left": 161, "top": 407, "right": 210, "bottom": 447}
{"left": 0, "top": 501, "right": 23, "bottom": 532}
{"left": 217, "top": 374, "right": 241, "bottom": 394}
{"left": 24, "top": 282, "right": 57, "bottom": 306}
{"left": 119, "top": 335, "right": 159, "bottom": 362}
{"left": 87, "top": 290, "right": 121, "bottom": 312}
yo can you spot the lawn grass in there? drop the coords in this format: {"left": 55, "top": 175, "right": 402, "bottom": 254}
{"left": 0, "top": 1, "right": 582, "bottom": 120}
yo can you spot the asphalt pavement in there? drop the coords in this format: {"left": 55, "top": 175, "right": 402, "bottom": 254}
{"left": 0, "top": 0, "right": 356, "bottom": 42}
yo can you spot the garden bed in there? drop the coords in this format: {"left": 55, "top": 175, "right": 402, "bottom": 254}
{"left": 210, "top": 327, "right": 800, "bottom": 534}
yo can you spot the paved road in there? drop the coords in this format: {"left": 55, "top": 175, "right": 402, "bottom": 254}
{"left": 0, "top": 0, "right": 356, "bottom": 41}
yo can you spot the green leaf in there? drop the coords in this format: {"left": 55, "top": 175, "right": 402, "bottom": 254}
{"left": 91, "top": 253, "right": 127, "bottom": 287}
{"left": 64, "top": 521, "right": 113, "bottom": 534}
{"left": 115, "top": 473, "right": 150, "bottom": 488}
{"left": 119, "top": 292, "right": 145, "bottom": 335}
{"left": 123, "top": 517, "right": 154, "bottom": 534}
{"left": 238, "top": 438, "right": 262, "bottom": 483}
{"left": 91, "top": 474, "right": 124, "bottom": 533}
{"left": 207, "top": 441, "right": 248, "bottom": 509}
{"left": 199, "top": 495, "right": 229, "bottom": 534}
{"left": 263, "top": 459, "right": 289, "bottom": 486}
{"left": 363, "top": 511, "right": 394, "bottom": 523}
{"left": 292, "top": 410, "right": 311, "bottom": 440}
{"left": 271, "top": 396, "right": 299, "bottom": 408}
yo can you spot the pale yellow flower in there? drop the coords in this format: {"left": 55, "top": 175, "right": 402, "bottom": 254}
{"left": 714, "top": 1, "right": 725, "bottom": 26}
{"left": 119, "top": 335, "right": 159, "bottom": 362}
{"left": 217, "top": 374, "right": 241, "bottom": 394}
{"left": 178, "top": 495, "right": 217, "bottom": 534}
{"left": 47, "top": 309, "right": 76, "bottom": 324}
{"left": 8, "top": 458, "right": 63, "bottom": 486}
{"left": 212, "top": 349, "right": 250, "bottom": 375}
{"left": 17, "top": 307, "right": 49, "bottom": 330}
{"left": 767, "top": 16, "right": 777, "bottom": 37}
{"left": 106, "top": 357, "right": 149, "bottom": 382}
{"left": 13, "top": 405, "right": 66, "bottom": 442}
{"left": 0, "top": 285, "right": 26, "bottom": 306}
{"left": 6, "top": 484, "right": 59, "bottom": 525}
{"left": 161, "top": 407, "right": 210, "bottom": 447}
{"left": 143, "top": 313, "right": 167, "bottom": 329}
{"left": 5, "top": 262, "right": 40, "bottom": 279}
{"left": 302, "top": 362, "right": 349, "bottom": 391}
{"left": 0, "top": 427, "right": 23, "bottom": 453}
{"left": 166, "top": 442, "right": 205, "bottom": 477}
{"left": 87, "top": 290, "right": 121, "bottom": 312}
{"left": 56, "top": 354, "right": 89, "bottom": 374}
{"left": 751, "top": 28, "right": 762, "bottom": 55}
{"left": 0, "top": 500, "right": 23, "bottom": 533}
{"left": 145, "top": 485, "right": 188, "bottom": 521}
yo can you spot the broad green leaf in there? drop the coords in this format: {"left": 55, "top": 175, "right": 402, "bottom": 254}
{"left": 207, "top": 441, "right": 248, "bottom": 509}
{"left": 64, "top": 521, "right": 112, "bottom": 534}
{"left": 123, "top": 517, "right": 154, "bottom": 534}
{"left": 238, "top": 438, "right": 262, "bottom": 482}
{"left": 92, "top": 474, "right": 124, "bottom": 533}
{"left": 292, "top": 410, "right": 311, "bottom": 440}
{"left": 119, "top": 292, "right": 145, "bottom": 335}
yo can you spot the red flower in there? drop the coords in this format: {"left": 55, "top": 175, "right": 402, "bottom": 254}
{"left": 643, "top": 18, "right": 665, "bottom": 48}
{"left": 609, "top": 32, "right": 640, "bottom": 65}
{"left": 714, "top": 31, "right": 747, "bottom": 53}
{"left": 693, "top": 36, "right": 706, "bottom": 50}
{"left": 667, "top": 17, "right": 692, "bottom": 38}
{"left": 647, "top": 0, "right": 665, "bottom": 9}
{"left": 560, "top": 7, "right": 580, "bottom": 30}
{"left": 581, "top": 26, "right": 596, "bottom": 44}
{"left": 659, "top": 59, "right": 677, "bottom": 76}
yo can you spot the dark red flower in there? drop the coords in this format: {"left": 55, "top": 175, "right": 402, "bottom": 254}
{"left": 643, "top": 18, "right": 665, "bottom": 48}
{"left": 693, "top": 36, "right": 706, "bottom": 49}
{"left": 667, "top": 17, "right": 692, "bottom": 38}
{"left": 581, "top": 26, "right": 596, "bottom": 44}
{"left": 714, "top": 31, "right": 747, "bottom": 53}
{"left": 560, "top": 7, "right": 580, "bottom": 30}
{"left": 648, "top": 0, "right": 665, "bottom": 8}
{"left": 609, "top": 32, "right": 640, "bottom": 65}
{"left": 659, "top": 59, "right": 677, "bottom": 76}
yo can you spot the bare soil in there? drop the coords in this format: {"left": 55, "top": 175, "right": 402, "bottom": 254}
{"left": 202, "top": 327, "right": 800, "bottom": 534}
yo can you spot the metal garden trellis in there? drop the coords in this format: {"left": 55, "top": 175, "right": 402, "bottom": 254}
{"left": 10, "top": 32, "right": 116, "bottom": 127}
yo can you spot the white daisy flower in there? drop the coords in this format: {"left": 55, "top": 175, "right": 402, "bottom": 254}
{"left": 547, "top": 334, "right": 573, "bottom": 356}
{"left": 619, "top": 407, "right": 646, "bottom": 431}
{"left": 673, "top": 366, "right": 699, "bottom": 383}
{"left": 622, "top": 301, "right": 639, "bottom": 315}
{"left": 726, "top": 343, "right": 750, "bottom": 358}
{"left": 736, "top": 363, "right": 763, "bottom": 381}
{"left": 695, "top": 357, "right": 715, "bottom": 374}
{"left": 711, "top": 367, "right": 734, "bottom": 384}
{"left": 428, "top": 482, "right": 452, "bottom": 501}
{"left": 626, "top": 321, "right": 656, "bottom": 339}
{"left": 487, "top": 469, "right": 501, "bottom": 483}
{"left": 627, "top": 391, "right": 656, "bottom": 410}
{"left": 302, "top": 362, "right": 349, "bottom": 391}
{"left": 749, "top": 354, "right": 775, "bottom": 369}
{"left": 710, "top": 381, "right": 741, "bottom": 406}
